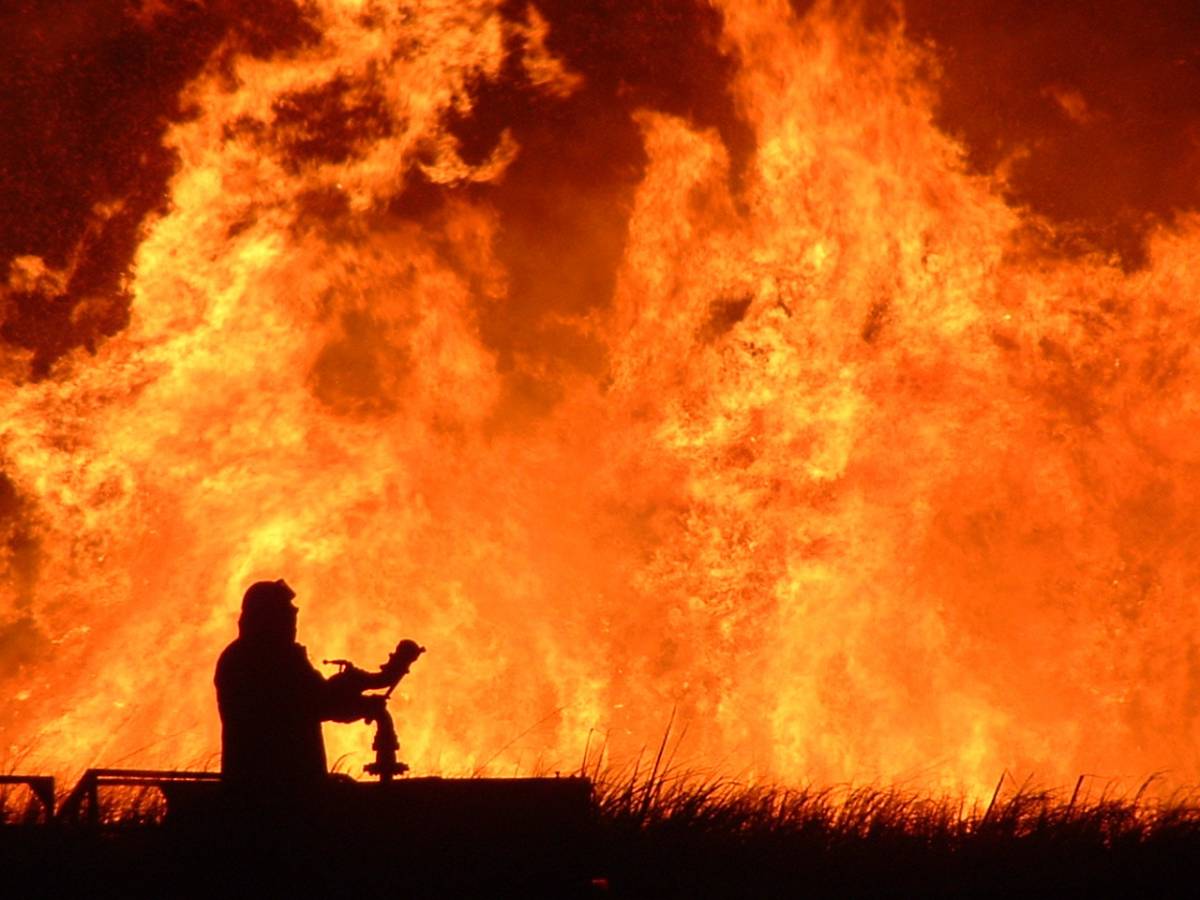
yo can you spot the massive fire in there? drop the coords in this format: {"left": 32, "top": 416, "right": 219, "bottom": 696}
{"left": 3, "top": 0, "right": 1200, "bottom": 799}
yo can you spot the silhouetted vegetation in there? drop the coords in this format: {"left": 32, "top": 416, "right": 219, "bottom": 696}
{"left": 4, "top": 771, "right": 1200, "bottom": 897}
{"left": 592, "top": 771, "right": 1200, "bottom": 897}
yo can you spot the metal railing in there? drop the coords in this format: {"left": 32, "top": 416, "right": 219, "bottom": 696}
{"left": 0, "top": 775, "right": 56, "bottom": 822}
{"left": 56, "top": 768, "right": 221, "bottom": 826}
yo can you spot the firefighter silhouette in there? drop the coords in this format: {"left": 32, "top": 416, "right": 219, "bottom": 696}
{"left": 214, "top": 579, "right": 422, "bottom": 791}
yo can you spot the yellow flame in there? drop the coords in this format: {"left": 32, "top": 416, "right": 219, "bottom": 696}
{"left": 3, "top": 0, "right": 1200, "bottom": 800}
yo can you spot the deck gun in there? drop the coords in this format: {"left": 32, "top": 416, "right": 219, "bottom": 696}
{"left": 324, "top": 639, "right": 425, "bottom": 782}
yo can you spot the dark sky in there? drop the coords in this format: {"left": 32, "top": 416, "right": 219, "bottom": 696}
{"left": 905, "top": 0, "right": 1200, "bottom": 260}
{"left": 2, "top": 0, "right": 1199, "bottom": 378}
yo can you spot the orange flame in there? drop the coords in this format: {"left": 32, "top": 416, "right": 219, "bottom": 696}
{"left": 3, "top": 1, "right": 1200, "bottom": 799}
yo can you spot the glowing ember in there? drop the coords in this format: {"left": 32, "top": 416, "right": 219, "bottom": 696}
{"left": 3, "top": 0, "right": 1200, "bottom": 799}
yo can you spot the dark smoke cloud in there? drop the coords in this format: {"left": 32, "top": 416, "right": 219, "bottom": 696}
{"left": 902, "top": 0, "right": 1200, "bottom": 266}
{"left": 420, "top": 0, "right": 753, "bottom": 420}
{"left": 0, "top": 0, "right": 317, "bottom": 379}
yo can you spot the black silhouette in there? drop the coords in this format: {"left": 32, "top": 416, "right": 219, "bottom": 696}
{"left": 214, "top": 579, "right": 423, "bottom": 793}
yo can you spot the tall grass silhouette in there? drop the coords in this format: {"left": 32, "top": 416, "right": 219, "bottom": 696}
{"left": 5, "top": 758, "right": 1200, "bottom": 897}
{"left": 589, "top": 767, "right": 1200, "bottom": 897}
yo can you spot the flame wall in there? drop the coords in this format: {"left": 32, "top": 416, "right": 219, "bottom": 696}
{"left": 3, "top": 0, "right": 1200, "bottom": 796}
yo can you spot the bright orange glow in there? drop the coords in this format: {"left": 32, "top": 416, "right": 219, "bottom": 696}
{"left": 3, "top": 1, "right": 1200, "bottom": 800}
